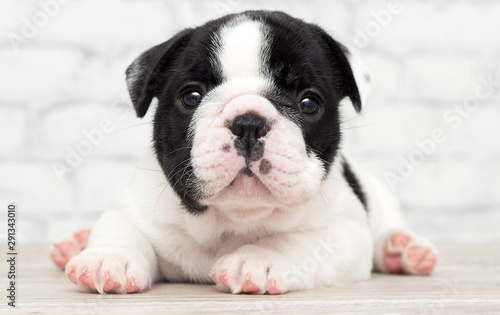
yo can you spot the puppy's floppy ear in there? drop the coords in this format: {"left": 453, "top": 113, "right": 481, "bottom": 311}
{"left": 344, "top": 48, "right": 372, "bottom": 110}
{"left": 126, "top": 28, "right": 193, "bottom": 118}
{"left": 313, "top": 27, "right": 364, "bottom": 112}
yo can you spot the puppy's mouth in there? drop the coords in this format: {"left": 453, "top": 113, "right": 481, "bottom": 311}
{"left": 221, "top": 167, "right": 272, "bottom": 199}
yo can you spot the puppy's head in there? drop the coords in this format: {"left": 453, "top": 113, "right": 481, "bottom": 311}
{"left": 126, "top": 11, "right": 365, "bottom": 218}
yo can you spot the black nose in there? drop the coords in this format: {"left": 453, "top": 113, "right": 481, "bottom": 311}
{"left": 231, "top": 113, "right": 268, "bottom": 161}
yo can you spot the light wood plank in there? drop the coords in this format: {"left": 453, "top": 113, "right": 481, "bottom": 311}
{"left": 1, "top": 242, "right": 499, "bottom": 314}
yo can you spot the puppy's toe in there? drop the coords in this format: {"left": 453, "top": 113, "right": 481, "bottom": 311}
{"left": 49, "top": 228, "right": 91, "bottom": 269}
{"left": 388, "top": 232, "right": 412, "bottom": 252}
{"left": 73, "top": 229, "right": 91, "bottom": 248}
{"left": 401, "top": 240, "right": 438, "bottom": 275}
{"left": 50, "top": 247, "right": 71, "bottom": 269}
{"left": 383, "top": 249, "right": 403, "bottom": 274}
{"left": 375, "top": 230, "right": 438, "bottom": 275}
{"left": 240, "top": 274, "right": 260, "bottom": 293}
{"left": 210, "top": 246, "right": 289, "bottom": 295}
{"left": 65, "top": 247, "right": 152, "bottom": 294}
{"left": 380, "top": 231, "right": 411, "bottom": 273}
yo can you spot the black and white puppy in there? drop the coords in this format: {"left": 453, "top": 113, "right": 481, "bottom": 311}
{"left": 51, "top": 10, "right": 438, "bottom": 294}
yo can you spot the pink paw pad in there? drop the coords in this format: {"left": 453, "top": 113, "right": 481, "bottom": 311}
{"left": 64, "top": 247, "right": 152, "bottom": 294}
{"left": 49, "top": 229, "right": 91, "bottom": 269}
{"left": 209, "top": 271, "right": 218, "bottom": 284}
{"left": 390, "top": 233, "right": 411, "bottom": 249}
{"left": 210, "top": 249, "right": 289, "bottom": 295}
{"left": 103, "top": 272, "right": 121, "bottom": 292}
{"left": 50, "top": 241, "right": 78, "bottom": 268}
{"left": 241, "top": 274, "right": 260, "bottom": 293}
{"left": 126, "top": 278, "right": 141, "bottom": 294}
{"left": 406, "top": 246, "right": 438, "bottom": 274}
{"left": 73, "top": 230, "right": 90, "bottom": 248}
{"left": 383, "top": 231, "right": 438, "bottom": 275}
{"left": 78, "top": 267, "right": 96, "bottom": 290}
{"left": 67, "top": 267, "right": 77, "bottom": 284}
{"left": 267, "top": 278, "right": 281, "bottom": 295}
{"left": 383, "top": 232, "right": 412, "bottom": 273}
{"left": 219, "top": 270, "right": 231, "bottom": 288}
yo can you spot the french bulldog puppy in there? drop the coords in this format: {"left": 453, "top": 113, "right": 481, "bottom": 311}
{"left": 50, "top": 10, "right": 437, "bottom": 294}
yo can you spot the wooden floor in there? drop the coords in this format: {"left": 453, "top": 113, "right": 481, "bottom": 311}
{"left": 2, "top": 242, "right": 499, "bottom": 314}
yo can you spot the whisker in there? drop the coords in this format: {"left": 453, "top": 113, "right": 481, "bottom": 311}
{"left": 114, "top": 122, "right": 152, "bottom": 132}
{"left": 341, "top": 122, "right": 379, "bottom": 131}
{"left": 172, "top": 164, "right": 192, "bottom": 191}
{"left": 168, "top": 162, "right": 192, "bottom": 184}
{"left": 163, "top": 146, "right": 193, "bottom": 158}
{"left": 323, "top": 176, "right": 349, "bottom": 184}
{"left": 183, "top": 170, "right": 196, "bottom": 201}
{"left": 135, "top": 167, "right": 162, "bottom": 172}
{"left": 150, "top": 181, "right": 168, "bottom": 191}
{"left": 164, "top": 158, "right": 191, "bottom": 182}
{"left": 341, "top": 110, "right": 378, "bottom": 123}
{"left": 318, "top": 190, "right": 329, "bottom": 213}
{"left": 341, "top": 115, "right": 364, "bottom": 124}
{"left": 307, "top": 148, "right": 334, "bottom": 167}
{"left": 153, "top": 183, "right": 169, "bottom": 214}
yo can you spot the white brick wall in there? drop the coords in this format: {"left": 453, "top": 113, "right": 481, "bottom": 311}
{"left": 0, "top": 107, "right": 27, "bottom": 150}
{"left": 1, "top": 0, "right": 499, "bottom": 242}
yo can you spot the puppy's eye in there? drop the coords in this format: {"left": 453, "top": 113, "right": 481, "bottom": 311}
{"left": 298, "top": 97, "right": 320, "bottom": 115}
{"left": 181, "top": 91, "right": 203, "bottom": 108}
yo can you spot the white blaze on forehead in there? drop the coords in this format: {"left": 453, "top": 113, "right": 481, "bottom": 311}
{"left": 218, "top": 19, "right": 265, "bottom": 80}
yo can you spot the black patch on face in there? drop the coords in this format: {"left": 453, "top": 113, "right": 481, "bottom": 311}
{"left": 125, "top": 16, "right": 237, "bottom": 214}
{"left": 342, "top": 158, "right": 368, "bottom": 210}
{"left": 244, "top": 11, "right": 362, "bottom": 175}
{"left": 125, "top": 11, "right": 361, "bottom": 214}
{"left": 259, "top": 159, "right": 272, "bottom": 175}
{"left": 153, "top": 23, "right": 235, "bottom": 214}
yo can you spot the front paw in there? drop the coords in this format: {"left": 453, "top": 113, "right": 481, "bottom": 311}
{"left": 210, "top": 246, "right": 291, "bottom": 295}
{"left": 65, "top": 247, "right": 152, "bottom": 294}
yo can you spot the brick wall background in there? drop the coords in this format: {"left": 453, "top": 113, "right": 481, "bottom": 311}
{"left": 1, "top": 0, "right": 499, "bottom": 242}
